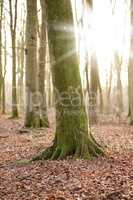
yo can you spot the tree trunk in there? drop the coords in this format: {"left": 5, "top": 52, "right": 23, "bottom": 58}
{"left": 128, "top": 1, "right": 133, "bottom": 124}
{"left": 2, "top": 31, "right": 6, "bottom": 114}
{"left": 90, "top": 53, "right": 99, "bottom": 124}
{"left": 9, "top": 0, "right": 18, "bottom": 118}
{"left": 32, "top": 0, "right": 103, "bottom": 160}
{"left": 25, "top": 0, "right": 40, "bottom": 127}
{"left": 17, "top": 40, "right": 21, "bottom": 110}
{"left": 90, "top": 53, "right": 103, "bottom": 123}
{"left": 106, "top": 64, "right": 112, "bottom": 113}
{"left": 128, "top": 60, "right": 133, "bottom": 124}
{"left": 11, "top": 34, "right": 18, "bottom": 117}
{"left": 20, "top": 38, "right": 24, "bottom": 111}
{"left": 115, "top": 53, "right": 123, "bottom": 114}
{"left": 2, "top": 76, "right": 5, "bottom": 114}
{"left": 0, "top": 0, "right": 3, "bottom": 111}
{"left": 38, "top": 0, "right": 49, "bottom": 127}
{"left": 17, "top": 37, "right": 24, "bottom": 113}
{"left": 86, "top": 0, "right": 103, "bottom": 122}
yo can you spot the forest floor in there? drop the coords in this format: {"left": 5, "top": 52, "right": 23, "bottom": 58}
{"left": 0, "top": 115, "right": 133, "bottom": 200}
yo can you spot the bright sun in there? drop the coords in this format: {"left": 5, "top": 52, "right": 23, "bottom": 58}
{"left": 72, "top": 0, "right": 130, "bottom": 85}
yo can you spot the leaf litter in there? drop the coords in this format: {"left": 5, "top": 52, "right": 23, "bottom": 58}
{"left": 0, "top": 116, "right": 133, "bottom": 200}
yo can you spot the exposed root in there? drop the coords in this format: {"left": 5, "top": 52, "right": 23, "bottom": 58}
{"left": 31, "top": 136, "right": 104, "bottom": 161}
{"left": 31, "top": 125, "right": 104, "bottom": 161}
{"left": 39, "top": 117, "right": 49, "bottom": 128}
{"left": 51, "top": 147, "right": 61, "bottom": 160}
{"left": 32, "top": 145, "right": 54, "bottom": 161}
{"left": 58, "top": 147, "right": 71, "bottom": 160}
{"left": 16, "top": 159, "right": 32, "bottom": 165}
{"left": 90, "top": 132, "right": 103, "bottom": 148}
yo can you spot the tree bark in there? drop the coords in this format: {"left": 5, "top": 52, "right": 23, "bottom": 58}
{"left": 2, "top": 30, "right": 6, "bottom": 114}
{"left": 25, "top": 0, "right": 40, "bottom": 127}
{"left": 32, "top": 0, "right": 103, "bottom": 160}
{"left": 17, "top": 35, "right": 24, "bottom": 113}
{"left": 115, "top": 53, "right": 123, "bottom": 114}
{"left": 9, "top": 0, "right": 18, "bottom": 118}
{"left": 90, "top": 52, "right": 102, "bottom": 124}
{"left": 128, "top": 1, "right": 133, "bottom": 124}
{"left": 106, "top": 64, "right": 112, "bottom": 113}
{"left": 0, "top": 0, "right": 3, "bottom": 111}
{"left": 86, "top": 0, "right": 103, "bottom": 123}
{"left": 38, "top": 0, "right": 49, "bottom": 127}
{"left": 12, "top": 34, "right": 18, "bottom": 117}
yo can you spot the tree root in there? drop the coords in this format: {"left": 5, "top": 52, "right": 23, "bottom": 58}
{"left": 39, "top": 117, "right": 49, "bottom": 128}
{"left": 31, "top": 136, "right": 104, "bottom": 161}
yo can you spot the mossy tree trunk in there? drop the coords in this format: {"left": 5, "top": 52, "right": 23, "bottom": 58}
{"left": 38, "top": 0, "right": 49, "bottom": 127}
{"left": 9, "top": 0, "right": 18, "bottom": 118}
{"left": 25, "top": 0, "right": 40, "bottom": 127}
{"left": 32, "top": 0, "right": 104, "bottom": 160}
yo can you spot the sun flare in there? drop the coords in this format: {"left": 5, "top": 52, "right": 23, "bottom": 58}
{"left": 72, "top": 0, "right": 130, "bottom": 86}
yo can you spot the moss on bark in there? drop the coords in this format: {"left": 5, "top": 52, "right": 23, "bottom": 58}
{"left": 32, "top": 106, "right": 104, "bottom": 160}
{"left": 31, "top": 0, "right": 104, "bottom": 160}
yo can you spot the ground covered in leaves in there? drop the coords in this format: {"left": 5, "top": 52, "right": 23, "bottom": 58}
{"left": 0, "top": 116, "right": 133, "bottom": 200}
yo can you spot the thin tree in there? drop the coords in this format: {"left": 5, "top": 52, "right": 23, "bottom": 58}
{"left": 128, "top": 0, "right": 133, "bottom": 124}
{"left": 16, "top": 8, "right": 25, "bottom": 113}
{"left": 106, "top": 64, "right": 113, "bottom": 113}
{"left": 2, "top": 28, "right": 6, "bottom": 114}
{"left": 0, "top": 0, "right": 3, "bottom": 111}
{"left": 8, "top": 0, "right": 18, "bottom": 118}
{"left": 90, "top": 52, "right": 103, "bottom": 124}
{"left": 32, "top": 0, "right": 104, "bottom": 160}
{"left": 114, "top": 52, "right": 123, "bottom": 114}
{"left": 25, "top": 0, "right": 40, "bottom": 127}
{"left": 17, "top": 30, "right": 24, "bottom": 113}
{"left": 86, "top": 0, "right": 103, "bottom": 123}
{"left": 38, "top": 0, "right": 49, "bottom": 127}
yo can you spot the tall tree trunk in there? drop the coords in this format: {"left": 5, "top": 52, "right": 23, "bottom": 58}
{"left": 38, "top": 0, "right": 49, "bottom": 127}
{"left": 0, "top": 0, "right": 3, "bottom": 111}
{"left": 106, "top": 64, "right": 112, "bottom": 113}
{"left": 2, "top": 30, "right": 6, "bottom": 114}
{"left": 128, "top": 1, "right": 133, "bottom": 124}
{"left": 17, "top": 40, "right": 21, "bottom": 110}
{"left": 9, "top": 0, "right": 18, "bottom": 118}
{"left": 32, "top": 0, "right": 103, "bottom": 160}
{"left": 128, "top": 63, "right": 133, "bottom": 124}
{"left": 47, "top": 39, "right": 54, "bottom": 108}
{"left": 115, "top": 53, "right": 123, "bottom": 114}
{"left": 17, "top": 36, "right": 24, "bottom": 113}
{"left": 25, "top": 0, "right": 40, "bottom": 127}
{"left": 20, "top": 37, "right": 24, "bottom": 111}
{"left": 90, "top": 52, "right": 101, "bottom": 124}
{"left": 12, "top": 34, "right": 18, "bottom": 117}
{"left": 86, "top": 0, "right": 103, "bottom": 123}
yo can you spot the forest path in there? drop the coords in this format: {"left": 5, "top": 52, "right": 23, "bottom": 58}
{"left": 0, "top": 116, "right": 133, "bottom": 200}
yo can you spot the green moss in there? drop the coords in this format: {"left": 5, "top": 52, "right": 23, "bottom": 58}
{"left": 30, "top": 0, "right": 105, "bottom": 160}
